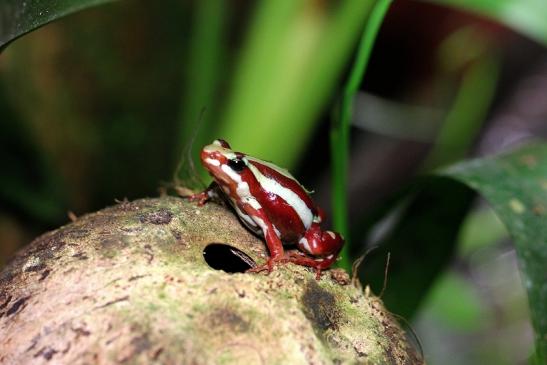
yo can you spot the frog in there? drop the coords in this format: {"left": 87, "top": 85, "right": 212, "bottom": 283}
{"left": 188, "top": 139, "right": 344, "bottom": 278}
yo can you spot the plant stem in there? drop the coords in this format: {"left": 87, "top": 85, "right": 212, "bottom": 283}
{"left": 331, "top": 0, "right": 392, "bottom": 271}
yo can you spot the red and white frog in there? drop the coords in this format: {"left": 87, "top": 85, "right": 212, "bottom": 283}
{"left": 188, "top": 139, "right": 344, "bottom": 278}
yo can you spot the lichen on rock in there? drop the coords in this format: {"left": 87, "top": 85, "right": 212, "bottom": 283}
{"left": 0, "top": 197, "right": 422, "bottom": 364}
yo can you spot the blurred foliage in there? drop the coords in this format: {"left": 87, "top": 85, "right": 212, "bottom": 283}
{"left": 331, "top": 0, "right": 393, "bottom": 270}
{"left": 214, "top": 0, "right": 375, "bottom": 168}
{"left": 423, "top": 27, "right": 500, "bottom": 168}
{"left": 425, "top": 0, "right": 547, "bottom": 46}
{"left": 458, "top": 206, "right": 507, "bottom": 255}
{"left": 425, "top": 271, "right": 486, "bottom": 331}
{"left": 1, "top": 1, "right": 194, "bottom": 215}
{"left": 175, "top": 0, "right": 227, "bottom": 186}
{"left": 0, "top": 88, "right": 66, "bottom": 224}
{"left": 0, "top": 0, "right": 117, "bottom": 49}
{"left": 416, "top": 249, "right": 532, "bottom": 364}
{"left": 355, "top": 21, "right": 501, "bottom": 318}
{"left": 443, "top": 143, "right": 547, "bottom": 362}
{"left": 357, "top": 177, "right": 475, "bottom": 319}
{"left": 359, "top": 143, "right": 547, "bottom": 362}
{"left": 173, "top": 0, "right": 381, "bottom": 186}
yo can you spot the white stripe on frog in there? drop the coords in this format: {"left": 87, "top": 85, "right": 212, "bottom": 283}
{"left": 246, "top": 163, "right": 313, "bottom": 229}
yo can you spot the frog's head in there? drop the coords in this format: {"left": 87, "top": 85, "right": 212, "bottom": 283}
{"left": 201, "top": 140, "right": 251, "bottom": 195}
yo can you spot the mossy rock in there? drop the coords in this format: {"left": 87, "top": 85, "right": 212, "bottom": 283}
{"left": 0, "top": 197, "right": 422, "bottom": 364}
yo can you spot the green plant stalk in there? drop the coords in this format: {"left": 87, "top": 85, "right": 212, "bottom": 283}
{"left": 175, "top": 0, "right": 226, "bottom": 185}
{"left": 331, "top": 0, "right": 392, "bottom": 271}
{"left": 216, "top": 0, "right": 374, "bottom": 169}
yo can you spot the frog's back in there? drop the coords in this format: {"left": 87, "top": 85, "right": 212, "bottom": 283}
{"left": 245, "top": 159, "right": 317, "bottom": 242}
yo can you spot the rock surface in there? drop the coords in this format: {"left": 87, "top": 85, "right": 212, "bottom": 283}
{"left": 0, "top": 197, "right": 422, "bottom": 364}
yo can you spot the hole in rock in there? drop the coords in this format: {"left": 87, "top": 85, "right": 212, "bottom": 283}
{"left": 203, "top": 243, "right": 256, "bottom": 273}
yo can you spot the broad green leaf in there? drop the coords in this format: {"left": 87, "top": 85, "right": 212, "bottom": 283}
{"left": 358, "top": 143, "right": 547, "bottom": 362}
{"left": 442, "top": 143, "right": 547, "bottom": 362}
{"left": 0, "top": 0, "right": 116, "bottom": 50}
{"left": 424, "top": 0, "right": 547, "bottom": 46}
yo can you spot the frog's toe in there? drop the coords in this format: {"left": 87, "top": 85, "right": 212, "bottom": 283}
{"left": 246, "top": 263, "right": 270, "bottom": 275}
{"left": 246, "top": 256, "right": 287, "bottom": 275}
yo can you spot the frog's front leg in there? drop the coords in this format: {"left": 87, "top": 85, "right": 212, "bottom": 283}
{"left": 242, "top": 205, "right": 286, "bottom": 274}
{"left": 186, "top": 182, "right": 220, "bottom": 206}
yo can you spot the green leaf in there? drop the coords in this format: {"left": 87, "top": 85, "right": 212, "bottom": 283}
{"left": 441, "top": 143, "right": 547, "bottom": 362}
{"left": 424, "top": 0, "right": 547, "bottom": 46}
{"left": 358, "top": 143, "right": 547, "bottom": 362}
{"left": 0, "top": 0, "right": 116, "bottom": 50}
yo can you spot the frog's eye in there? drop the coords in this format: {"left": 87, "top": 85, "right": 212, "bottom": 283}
{"left": 228, "top": 158, "right": 246, "bottom": 173}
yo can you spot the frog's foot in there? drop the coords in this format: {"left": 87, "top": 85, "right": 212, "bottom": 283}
{"left": 286, "top": 251, "right": 338, "bottom": 280}
{"left": 185, "top": 182, "right": 221, "bottom": 206}
{"left": 186, "top": 191, "right": 210, "bottom": 206}
{"left": 247, "top": 255, "right": 288, "bottom": 275}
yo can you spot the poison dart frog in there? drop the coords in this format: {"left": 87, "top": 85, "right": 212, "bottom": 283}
{"left": 188, "top": 139, "right": 344, "bottom": 278}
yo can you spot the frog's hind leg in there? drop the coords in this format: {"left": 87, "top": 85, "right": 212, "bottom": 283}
{"left": 297, "top": 224, "right": 344, "bottom": 259}
{"left": 285, "top": 251, "right": 339, "bottom": 279}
